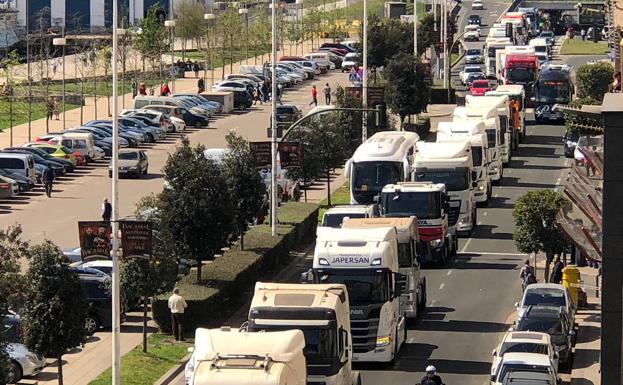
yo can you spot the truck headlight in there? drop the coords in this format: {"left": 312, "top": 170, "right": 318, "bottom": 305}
{"left": 459, "top": 216, "right": 469, "bottom": 225}
{"left": 376, "top": 336, "right": 391, "bottom": 347}
{"left": 478, "top": 185, "right": 485, "bottom": 191}
{"left": 429, "top": 239, "right": 444, "bottom": 248}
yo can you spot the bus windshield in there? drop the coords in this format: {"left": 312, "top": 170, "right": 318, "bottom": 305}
{"left": 381, "top": 191, "right": 441, "bottom": 219}
{"left": 318, "top": 269, "right": 390, "bottom": 306}
{"left": 536, "top": 80, "right": 571, "bottom": 103}
{"left": 414, "top": 170, "right": 468, "bottom": 191}
{"left": 352, "top": 161, "right": 403, "bottom": 203}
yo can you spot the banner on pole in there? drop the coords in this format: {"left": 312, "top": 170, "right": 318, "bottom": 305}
{"left": 120, "top": 221, "right": 153, "bottom": 260}
{"left": 78, "top": 221, "right": 112, "bottom": 261}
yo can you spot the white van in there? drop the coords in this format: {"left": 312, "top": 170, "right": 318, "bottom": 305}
{"left": 303, "top": 52, "right": 331, "bottom": 70}
{"left": 49, "top": 133, "right": 96, "bottom": 162}
{"left": 132, "top": 96, "right": 180, "bottom": 110}
{"left": 0, "top": 153, "right": 36, "bottom": 183}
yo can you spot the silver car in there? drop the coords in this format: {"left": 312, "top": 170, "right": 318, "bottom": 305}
{"left": 108, "top": 149, "right": 149, "bottom": 178}
{"left": 4, "top": 314, "right": 46, "bottom": 383}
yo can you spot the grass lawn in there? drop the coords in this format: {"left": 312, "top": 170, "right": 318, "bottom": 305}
{"left": 30, "top": 81, "right": 133, "bottom": 97}
{"left": 89, "top": 333, "right": 192, "bottom": 385}
{"left": 0, "top": 101, "right": 79, "bottom": 131}
{"left": 559, "top": 39, "right": 608, "bottom": 55}
{"left": 183, "top": 50, "right": 269, "bottom": 69}
{"left": 317, "top": 181, "right": 350, "bottom": 222}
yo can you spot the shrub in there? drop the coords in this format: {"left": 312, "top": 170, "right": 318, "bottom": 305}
{"left": 576, "top": 62, "right": 614, "bottom": 102}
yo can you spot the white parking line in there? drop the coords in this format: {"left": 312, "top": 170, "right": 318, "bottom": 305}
{"left": 459, "top": 237, "right": 473, "bottom": 253}
{"left": 439, "top": 283, "right": 446, "bottom": 290}
{"left": 447, "top": 270, "right": 453, "bottom": 276}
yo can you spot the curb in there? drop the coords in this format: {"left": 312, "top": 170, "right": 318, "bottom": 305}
{"left": 154, "top": 353, "right": 192, "bottom": 385}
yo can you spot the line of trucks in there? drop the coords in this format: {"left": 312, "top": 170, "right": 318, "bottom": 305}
{"left": 482, "top": 9, "right": 574, "bottom": 121}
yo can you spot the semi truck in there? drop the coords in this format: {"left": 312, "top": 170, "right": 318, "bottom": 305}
{"left": 246, "top": 283, "right": 361, "bottom": 385}
{"left": 345, "top": 131, "right": 420, "bottom": 204}
{"left": 437, "top": 120, "right": 491, "bottom": 204}
{"left": 485, "top": 38, "right": 512, "bottom": 78}
{"left": 413, "top": 141, "right": 477, "bottom": 236}
{"left": 342, "top": 217, "right": 427, "bottom": 318}
{"left": 307, "top": 226, "right": 407, "bottom": 362}
{"left": 486, "top": 84, "right": 526, "bottom": 147}
{"left": 378, "top": 182, "right": 455, "bottom": 265}
{"left": 185, "top": 328, "right": 307, "bottom": 385}
{"left": 465, "top": 94, "right": 512, "bottom": 165}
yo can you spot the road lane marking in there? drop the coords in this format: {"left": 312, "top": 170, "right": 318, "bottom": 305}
{"left": 459, "top": 237, "right": 473, "bottom": 253}
{"left": 447, "top": 270, "right": 453, "bottom": 276}
{"left": 439, "top": 283, "right": 445, "bottom": 290}
{"left": 459, "top": 251, "right": 525, "bottom": 256}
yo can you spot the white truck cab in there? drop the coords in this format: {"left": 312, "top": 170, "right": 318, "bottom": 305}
{"left": 466, "top": 94, "right": 512, "bottom": 165}
{"left": 320, "top": 205, "right": 376, "bottom": 229}
{"left": 413, "top": 141, "right": 477, "bottom": 236}
{"left": 345, "top": 131, "right": 420, "bottom": 204}
{"left": 342, "top": 217, "right": 427, "bottom": 319}
{"left": 309, "top": 227, "right": 407, "bottom": 362}
{"left": 185, "top": 328, "right": 306, "bottom": 385}
{"left": 486, "top": 84, "right": 526, "bottom": 149}
{"left": 247, "top": 283, "right": 360, "bottom": 385}
{"left": 437, "top": 120, "right": 491, "bottom": 204}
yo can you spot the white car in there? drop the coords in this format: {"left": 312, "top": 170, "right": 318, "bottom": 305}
{"left": 472, "top": 0, "right": 484, "bottom": 9}
{"left": 491, "top": 331, "right": 559, "bottom": 381}
{"left": 341, "top": 52, "right": 360, "bottom": 72}
{"left": 93, "top": 146, "right": 105, "bottom": 160}
{"left": 516, "top": 283, "right": 576, "bottom": 324}
{"left": 170, "top": 116, "right": 186, "bottom": 132}
{"left": 4, "top": 314, "right": 47, "bottom": 383}
{"left": 464, "top": 25, "right": 481, "bottom": 41}
{"left": 491, "top": 352, "right": 558, "bottom": 385}
{"left": 71, "top": 260, "right": 113, "bottom": 276}
{"left": 460, "top": 65, "right": 484, "bottom": 84}
{"left": 465, "top": 48, "right": 484, "bottom": 64}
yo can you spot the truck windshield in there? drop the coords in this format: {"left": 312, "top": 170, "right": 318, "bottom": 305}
{"left": 381, "top": 191, "right": 441, "bottom": 219}
{"left": 507, "top": 68, "right": 536, "bottom": 83}
{"left": 486, "top": 129, "right": 496, "bottom": 147}
{"left": 322, "top": 213, "right": 365, "bottom": 228}
{"left": 472, "top": 146, "right": 483, "bottom": 167}
{"left": 397, "top": 243, "right": 413, "bottom": 268}
{"left": 414, "top": 171, "right": 468, "bottom": 191}
{"left": 258, "top": 326, "right": 338, "bottom": 365}
{"left": 352, "top": 161, "right": 403, "bottom": 203}
{"left": 318, "top": 270, "right": 390, "bottom": 306}
{"left": 536, "top": 81, "right": 570, "bottom": 103}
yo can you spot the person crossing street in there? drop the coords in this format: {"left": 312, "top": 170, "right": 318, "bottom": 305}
{"left": 309, "top": 85, "right": 318, "bottom": 106}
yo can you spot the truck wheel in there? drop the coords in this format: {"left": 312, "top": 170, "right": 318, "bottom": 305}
{"left": 352, "top": 372, "right": 361, "bottom": 385}
{"left": 7, "top": 361, "right": 22, "bottom": 384}
{"left": 417, "top": 281, "right": 427, "bottom": 312}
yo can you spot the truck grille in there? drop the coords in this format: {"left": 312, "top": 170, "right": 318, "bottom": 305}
{"left": 448, "top": 204, "right": 460, "bottom": 226}
{"left": 351, "top": 317, "right": 380, "bottom": 353}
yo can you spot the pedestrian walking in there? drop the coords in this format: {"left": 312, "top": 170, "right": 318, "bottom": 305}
{"left": 101, "top": 198, "right": 112, "bottom": 222}
{"left": 138, "top": 82, "right": 147, "bottom": 96}
{"left": 550, "top": 256, "right": 564, "bottom": 284}
{"left": 53, "top": 99, "right": 61, "bottom": 120}
{"left": 168, "top": 288, "right": 188, "bottom": 341}
{"left": 581, "top": 28, "right": 586, "bottom": 41}
{"left": 254, "top": 87, "right": 263, "bottom": 105}
{"left": 46, "top": 98, "right": 55, "bottom": 121}
{"left": 131, "top": 79, "right": 137, "bottom": 99}
{"left": 277, "top": 83, "right": 283, "bottom": 105}
{"left": 309, "top": 85, "right": 318, "bottom": 106}
{"left": 42, "top": 167, "right": 54, "bottom": 198}
{"left": 197, "top": 78, "right": 205, "bottom": 94}
{"left": 323, "top": 83, "right": 332, "bottom": 105}
{"left": 51, "top": 59, "right": 58, "bottom": 76}
{"left": 519, "top": 259, "right": 537, "bottom": 291}
{"left": 261, "top": 81, "right": 269, "bottom": 102}
{"left": 161, "top": 82, "right": 171, "bottom": 96}
{"left": 193, "top": 61, "right": 200, "bottom": 78}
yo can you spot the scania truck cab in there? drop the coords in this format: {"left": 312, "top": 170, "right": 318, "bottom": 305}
{"left": 342, "top": 217, "right": 427, "bottom": 319}
{"left": 378, "top": 182, "right": 455, "bottom": 265}
{"left": 413, "top": 142, "right": 477, "bottom": 236}
{"left": 345, "top": 131, "right": 420, "bottom": 204}
{"left": 437, "top": 120, "right": 491, "bottom": 204}
{"left": 465, "top": 94, "right": 512, "bottom": 165}
{"left": 247, "top": 283, "right": 360, "bottom": 385}
{"left": 485, "top": 38, "right": 512, "bottom": 78}
{"left": 486, "top": 84, "right": 525, "bottom": 147}
{"left": 309, "top": 227, "right": 407, "bottom": 362}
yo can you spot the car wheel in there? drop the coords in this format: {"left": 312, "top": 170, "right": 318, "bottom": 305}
{"left": 195, "top": 121, "right": 201, "bottom": 128}
{"left": 7, "top": 361, "right": 22, "bottom": 384}
{"left": 147, "top": 133, "right": 155, "bottom": 142}
{"left": 85, "top": 314, "right": 100, "bottom": 335}
{"left": 143, "top": 166, "right": 148, "bottom": 175}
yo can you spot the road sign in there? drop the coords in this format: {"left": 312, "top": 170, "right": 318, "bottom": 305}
{"left": 250, "top": 141, "right": 272, "bottom": 168}
{"left": 78, "top": 221, "right": 112, "bottom": 261}
{"left": 120, "top": 221, "right": 153, "bottom": 260}
{"left": 345, "top": 86, "right": 385, "bottom": 107}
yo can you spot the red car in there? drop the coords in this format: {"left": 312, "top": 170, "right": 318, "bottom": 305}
{"left": 469, "top": 79, "right": 492, "bottom": 96}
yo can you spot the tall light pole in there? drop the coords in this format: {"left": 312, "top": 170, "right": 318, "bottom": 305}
{"left": 53, "top": 36, "right": 66, "bottom": 130}
{"left": 442, "top": 0, "right": 448, "bottom": 89}
{"left": 362, "top": 0, "right": 368, "bottom": 142}
{"left": 239, "top": 8, "right": 249, "bottom": 64}
{"left": 165, "top": 20, "right": 176, "bottom": 93}
{"left": 111, "top": 2, "right": 121, "bottom": 385}
{"left": 204, "top": 13, "right": 216, "bottom": 87}
{"left": 270, "top": 0, "right": 278, "bottom": 236}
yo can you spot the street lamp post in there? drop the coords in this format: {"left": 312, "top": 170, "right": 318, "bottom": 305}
{"left": 239, "top": 8, "right": 249, "bottom": 64}
{"left": 204, "top": 13, "right": 216, "bottom": 87}
{"left": 53, "top": 36, "right": 67, "bottom": 130}
{"left": 362, "top": 0, "right": 368, "bottom": 142}
{"left": 165, "top": 20, "right": 176, "bottom": 93}
{"left": 414, "top": 0, "right": 418, "bottom": 60}
{"left": 270, "top": 0, "right": 278, "bottom": 236}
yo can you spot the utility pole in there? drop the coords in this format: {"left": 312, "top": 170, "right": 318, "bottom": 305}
{"left": 271, "top": 0, "right": 278, "bottom": 236}
{"left": 442, "top": 0, "right": 448, "bottom": 89}
{"left": 362, "top": 0, "right": 368, "bottom": 143}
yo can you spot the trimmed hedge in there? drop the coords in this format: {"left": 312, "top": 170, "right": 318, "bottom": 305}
{"left": 152, "top": 202, "right": 319, "bottom": 333}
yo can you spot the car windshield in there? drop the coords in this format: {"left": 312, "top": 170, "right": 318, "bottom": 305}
{"left": 415, "top": 170, "right": 468, "bottom": 191}
{"left": 381, "top": 191, "right": 441, "bottom": 219}
{"left": 540, "top": 32, "right": 553, "bottom": 38}
{"left": 472, "top": 80, "right": 489, "bottom": 88}
{"left": 499, "top": 365, "right": 550, "bottom": 382}
{"left": 507, "top": 68, "right": 536, "bottom": 83}
{"left": 517, "top": 318, "right": 564, "bottom": 335}
{"left": 60, "top": 147, "right": 73, "bottom": 154}
{"left": 352, "top": 161, "right": 403, "bottom": 201}
{"left": 318, "top": 270, "right": 390, "bottom": 306}
{"left": 465, "top": 67, "right": 481, "bottom": 73}
{"left": 501, "top": 342, "right": 549, "bottom": 355}
{"left": 2, "top": 317, "right": 22, "bottom": 343}
{"left": 524, "top": 289, "right": 567, "bottom": 307}
{"left": 467, "top": 49, "right": 481, "bottom": 55}
{"left": 119, "top": 152, "right": 138, "bottom": 160}
{"left": 322, "top": 213, "right": 365, "bottom": 228}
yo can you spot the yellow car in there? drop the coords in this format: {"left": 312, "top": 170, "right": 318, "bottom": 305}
{"left": 26, "top": 143, "right": 77, "bottom": 165}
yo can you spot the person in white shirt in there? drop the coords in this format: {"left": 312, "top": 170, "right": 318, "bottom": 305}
{"left": 168, "top": 288, "right": 188, "bottom": 341}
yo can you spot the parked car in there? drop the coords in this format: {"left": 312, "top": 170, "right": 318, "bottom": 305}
{"left": 9, "top": 146, "right": 75, "bottom": 172}
{"left": 3, "top": 313, "right": 47, "bottom": 383}
{"left": 24, "top": 143, "right": 77, "bottom": 165}
{"left": 78, "top": 274, "right": 123, "bottom": 335}
{"left": 276, "top": 104, "right": 303, "bottom": 124}
{"left": 514, "top": 306, "right": 574, "bottom": 367}
{"left": 564, "top": 131, "right": 580, "bottom": 158}
{"left": 341, "top": 52, "right": 360, "bottom": 72}
{"left": 71, "top": 260, "right": 113, "bottom": 276}
{"left": 502, "top": 370, "right": 556, "bottom": 385}
{"left": 320, "top": 42, "right": 355, "bottom": 53}
{"left": 109, "top": 149, "right": 149, "bottom": 178}
{"left": 516, "top": 283, "right": 576, "bottom": 324}
{"left": 0, "top": 153, "right": 36, "bottom": 184}
{"left": 491, "top": 331, "right": 559, "bottom": 381}
{"left": 0, "top": 171, "right": 28, "bottom": 194}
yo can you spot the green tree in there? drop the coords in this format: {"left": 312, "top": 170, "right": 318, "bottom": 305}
{"left": 513, "top": 190, "right": 570, "bottom": 281}
{"left": 22, "top": 241, "right": 88, "bottom": 385}
{"left": 175, "top": 0, "right": 207, "bottom": 60}
{"left": 384, "top": 52, "right": 430, "bottom": 128}
{"left": 160, "top": 137, "right": 234, "bottom": 281}
{"left": 133, "top": 5, "right": 169, "bottom": 80}
{"left": 223, "top": 132, "right": 266, "bottom": 250}
{"left": 576, "top": 62, "right": 614, "bottom": 102}
{"left": 217, "top": 8, "right": 243, "bottom": 78}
